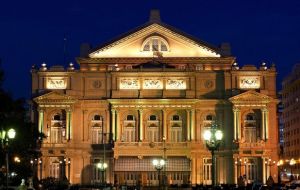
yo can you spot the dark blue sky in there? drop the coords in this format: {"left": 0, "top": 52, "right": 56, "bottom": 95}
{"left": 1, "top": 0, "right": 300, "bottom": 99}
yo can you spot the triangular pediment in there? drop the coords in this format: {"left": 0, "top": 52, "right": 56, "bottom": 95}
{"left": 34, "top": 91, "right": 77, "bottom": 106}
{"left": 89, "top": 22, "right": 221, "bottom": 58}
{"left": 229, "top": 90, "right": 276, "bottom": 106}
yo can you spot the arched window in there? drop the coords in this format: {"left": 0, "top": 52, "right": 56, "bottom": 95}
{"left": 170, "top": 114, "right": 182, "bottom": 142}
{"left": 206, "top": 115, "right": 213, "bottom": 121}
{"left": 149, "top": 115, "right": 157, "bottom": 121}
{"left": 246, "top": 114, "right": 255, "bottom": 121}
{"left": 142, "top": 36, "right": 169, "bottom": 52}
{"left": 91, "top": 114, "right": 104, "bottom": 144}
{"left": 94, "top": 115, "right": 101, "bottom": 121}
{"left": 127, "top": 115, "right": 134, "bottom": 121}
{"left": 53, "top": 114, "right": 61, "bottom": 121}
{"left": 123, "top": 114, "right": 136, "bottom": 142}
{"left": 244, "top": 113, "right": 257, "bottom": 143}
{"left": 172, "top": 115, "right": 180, "bottom": 121}
{"left": 50, "top": 112, "right": 66, "bottom": 143}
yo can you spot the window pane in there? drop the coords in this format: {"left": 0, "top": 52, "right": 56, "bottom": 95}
{"left": 152, "top": 39, "right": 159, "bottom": 51}
{"left": 161, "top": 41, "right": 167, "bottom": 51}
{"left": 127, "top": 115, "right": 134, "bottom": 120}
{"left": 149, "top": 115, "right": 157, "bottom": 120}
{"left": 143, "top": 42, "right": 150, "bottom": 51}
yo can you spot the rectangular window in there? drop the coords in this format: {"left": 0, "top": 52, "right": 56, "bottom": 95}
{"left": 203, "top": 158, "right": 212, "bottom": 185}
{"left": 92, "top": 128, "right": 103, "bottom": 144}
{"left": 245, "top": 127, "right": 257, "bottom": 143}
{"left": 50, "top": 128, "right": 65, "bottom": 143}
{"left": 123, "top": 126, "right": 136, "bottom": 142}
{"left": 152, "top": 39, "right": 159, "bottom": 51}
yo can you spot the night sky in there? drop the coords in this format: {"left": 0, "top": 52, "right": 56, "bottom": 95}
{"left": 1, "top": 1, "right": 300, "bottom": 99}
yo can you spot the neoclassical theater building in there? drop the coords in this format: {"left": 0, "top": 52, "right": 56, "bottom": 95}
{"left": 31, "top": 10, "right": 279, "bottom": 186}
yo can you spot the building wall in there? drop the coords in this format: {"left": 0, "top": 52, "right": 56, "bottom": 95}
{"left": 282, "top": 63, "right": 300, "bottom": 179}
{"left": 31, "top": 21, "right": 279, "bottom": 186}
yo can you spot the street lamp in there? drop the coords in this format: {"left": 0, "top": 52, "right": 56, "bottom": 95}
{"left": 264, "top": 158, "right": 276, "bottom": 185}
{"left": 152, "top": 159, "right": 165, "bottom": 189}
{"left": 235, "top": 158, "right": 247, "bottom": 181}
{"left": 0, "top": 128, "right": 16, "bottom": 190}
{"left": 203, "top": 123, "right": 223, "bottom": 187}
{"left": 277, "top": 160, "right": 284, "bottom": 184}
{"left": 289, "top": 158, "right": 296, "bottom": 181}
{"left": 97, "top": 162, "right": 108, "bottom": 185}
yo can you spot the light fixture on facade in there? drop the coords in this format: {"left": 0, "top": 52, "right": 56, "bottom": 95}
{"left": 40, "top": 62, "right": 47, "bottom": 71}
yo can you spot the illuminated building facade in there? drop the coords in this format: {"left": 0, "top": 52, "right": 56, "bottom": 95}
{"left": 282, "top": 63, "right": 300, "bottom": 179}
{"left": 31, "top": 10, "right": 279, "bottom": 185}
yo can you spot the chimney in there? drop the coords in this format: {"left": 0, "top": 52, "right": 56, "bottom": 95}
{"left": 149, "top": 9, "right": 161, "bottom": 23}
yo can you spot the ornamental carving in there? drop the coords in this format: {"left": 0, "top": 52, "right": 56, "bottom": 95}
{"left": 93, "top": 80, "right": 102, "bottom": 88}
{"left": 143, "top": 79, "right": 163, "bottom": 89}
{"left": 166, "top": 79, "right": 186, "bottom": 89}
{"left": 239, "top": 76, "right": 260, "bottom": 89}
{"left": 120, "top": 78, "right": 140, "bottom": 89}
{"left": 204, "top": 80, "right": 213, "bottom": 89}
{"left": 46, "top": 78, "right": 67, "bottom": 89}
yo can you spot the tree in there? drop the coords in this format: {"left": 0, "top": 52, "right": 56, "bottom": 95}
{"left": 0, "top": 60, "right": 39, "bottom": 185}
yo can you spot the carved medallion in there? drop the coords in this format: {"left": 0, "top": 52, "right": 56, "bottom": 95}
{"left": 204, "top": 80, "right": 213, "bottom": 89}
{"left": 93, "top": 80, "right": 102, "bottom": 88}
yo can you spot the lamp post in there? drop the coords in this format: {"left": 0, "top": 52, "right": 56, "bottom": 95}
{"left": 152, "top": 159, "right": 165, "bottom": 189}
{"left": 277, "top": 160, "right": 284, "bottom": 184}
{"left": 0, "top": 128, "right": 16, "bottom": 190}
{"left": 265, "top": 159, "right": 276, "bottom": 182}
{"left": 203, "top": 123, "right": 223, "bottom": 187}
{"left": 97, "top": 162, "right": 108, "bottom": 185}
{"left": 289, "top": 158, "right": 296, "bottom": 181}
{"left": 235, "top": 158, "right": 247, "bottom": 180}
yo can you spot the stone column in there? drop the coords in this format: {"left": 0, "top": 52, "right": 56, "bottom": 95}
{"left": 191, "top": 109, "right": 195, "bottom": 141}
{"left": 262, "top": 157, "right": 267, "bottom": 184}
{"left": 106, "top": 110, "right": 110, "bottom": 136}
{"left": 233, "top": 107, "right": 241, "bottom": 141}
{"left": 261, "top": 108, "right": 267, "bottom": 140}
{"left": 111, "top": 109, "right": 116, "bottom": 141}
{"left": 234, "top": 157, "right": 238, "bottom": 184}
{"left": 66, "top": 109, "right": 72, "bottom": 140}
{"left": 82, "top": 110, "right": 87, "bottom": 141}
{"left": 162, "top": 109, "right": 167, "bottom": 140}
{"left": 262, "top": 108, "right": 269, "bottom": 140}
{"left": 186, "top": 110, "right": 190, "bottom": 141}
{"left": 116, "top": 110, "right": 120, "bottom": 141}
{"left": 191, "top": 157, "right": 196, "bottom": 184}
{"left": 139, "top": 109, "right": 143, "bottom": 141}
{"left": 38, "top": 108, "right": 44, "bottom": 133}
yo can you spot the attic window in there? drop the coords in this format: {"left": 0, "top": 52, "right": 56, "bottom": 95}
{"left": 142, "top": 36, "right": 169, "bottom": 52}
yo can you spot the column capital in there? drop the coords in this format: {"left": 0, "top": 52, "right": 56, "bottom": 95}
{"left": 38, "top": 107, "right": 45, "bottom": 112}
{"left": 233, "top": 107, "right": 240, "bottom": 112}
{"left": 66, "top": 108, "right": 73, "bottom": 112}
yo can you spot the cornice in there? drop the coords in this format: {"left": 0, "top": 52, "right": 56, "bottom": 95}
{"left": 77, "top": 57, "right": 235, "bottom": 65}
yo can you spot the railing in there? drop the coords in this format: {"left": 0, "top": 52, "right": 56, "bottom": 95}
{"left": 116, "top": 141, "right": 189, "bottom": 148}
{"left": 239, "top": 141, "right": 265, "bottom": 148}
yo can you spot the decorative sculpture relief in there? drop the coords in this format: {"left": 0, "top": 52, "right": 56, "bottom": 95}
{"left": 93, "top": 80, "right": 102, "bottom": 88}
{"left": 166, "top": 79, "right": 186, "bottom": 89}
{"left": 143, "top": 79, "right": 163, "bottom": 89}
{"left": 46, "top": 78, "right": 67, "bottom": 89}
{"left": 204, "top": 80, "right": 213, "bottom": 89}
{"left": 120, "top": 78, "right": 140, "bottom": 89}
{"left": 239, "top": 76, "right": 260, "bottom": 89}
